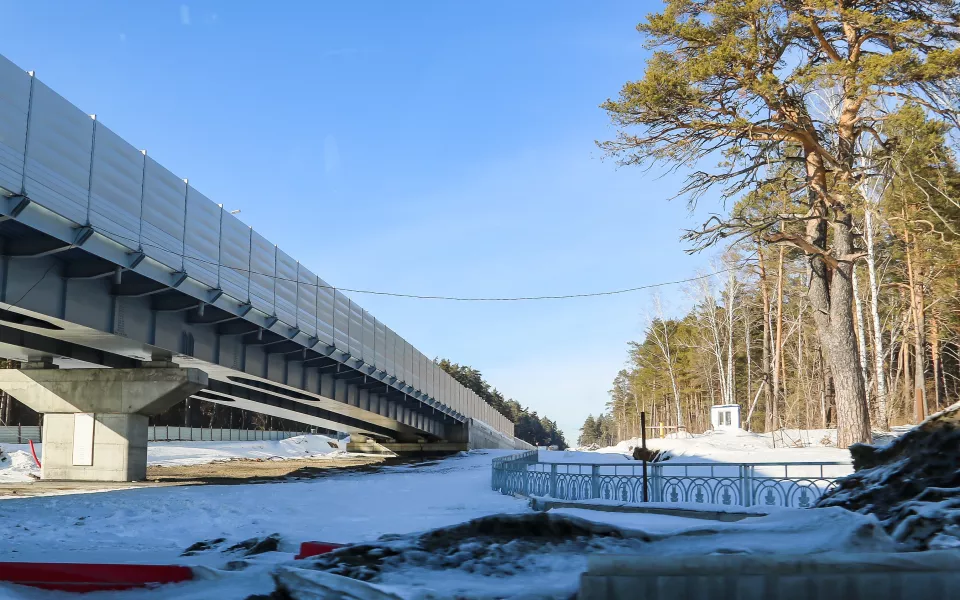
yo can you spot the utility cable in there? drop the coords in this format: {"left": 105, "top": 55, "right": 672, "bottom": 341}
{"left": 32, "top": 220, "right": 735, "bottom": 302}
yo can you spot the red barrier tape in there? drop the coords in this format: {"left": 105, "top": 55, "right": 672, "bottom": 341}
{"left": 0, "top": 563, "right": 193, "bottom": 593}
{"left": 28, "top": 440, "right": 41, "bottom": 469}
{"left": 295, "top": 542, "right": 344, "bottom": 559}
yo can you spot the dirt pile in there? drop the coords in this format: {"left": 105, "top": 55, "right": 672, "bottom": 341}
{"left": 303, "top": 513, "right": 650, "bottom": 582}
{"left": 816, "top": 402, "right": 960, "bottom": 550}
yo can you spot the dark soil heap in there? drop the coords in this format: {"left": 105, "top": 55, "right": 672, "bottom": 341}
{"left": 816, "top": 402, "right": 960, "bottom": 550}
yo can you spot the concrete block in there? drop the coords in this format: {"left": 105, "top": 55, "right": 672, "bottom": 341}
{"left": 578, "top": 552, "right": 960, "bottom": 600}
{"left": 40, "top": 413, "right": 149, "bottom": 481}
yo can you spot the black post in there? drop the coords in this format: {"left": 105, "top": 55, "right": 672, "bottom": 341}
{"left": 641, "top": 411, "right": 648, "bottom": 503}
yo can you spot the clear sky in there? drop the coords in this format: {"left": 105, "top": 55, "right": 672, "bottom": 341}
{"left": 1, "top": 1, "right": 720, "bottom": 442}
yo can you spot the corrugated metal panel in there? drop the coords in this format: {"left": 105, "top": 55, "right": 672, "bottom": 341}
{"left": 23, "top": 80, "right": 92, "bottom": 225}
{"left": 297, "top": 263, "right": 318, "bottom": 338}
{"left": 426, "top": 360, "right": 434, "bottom": 399}
{"left": 88, "top": 122, "right": 143, "bottom": 250}
{"left": 249, "top": 231, "right": 275, "bottom": 314}
{"left": 183, "top": 186, "right": 220, "bottom": 289}
{"left": 274, "top": 248, "right": 298, "bottom": 328}
{"left": 0, "top": 57, "right": 30, "bottom": 196}
{"left": 384, "top": 327, "right": 396, "bottom": 376}
{"left": 423, "top": 359, "right": 430, "bottom": 398}
{"left": 348, "top": 299, "right": 363, "bottom": 359}
{"left": 316, "top": 277, "right": 335, "bottom": 346}
{"left": 219, "top": 212, "right": 250, "bottom": 303}
{"left": 412, "top": 349, "right": 422, "bottom": 392}
{"left": 140, "top": 156, "right": 186, "bottom": 272}
{"left": 361, "top": 310, "right": 375, "bottom": 365}
{"left": 402, "top": 338, "right": 413, "bottom": 386}
{"left": 374, "top": 320, "right": 386, "bottom": 372}
{"left": 333, "top": 290, "right": 350, "bottom": 352}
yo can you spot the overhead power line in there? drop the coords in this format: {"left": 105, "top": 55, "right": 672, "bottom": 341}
{"left": 59, "top": 222, "right": 734, "bottom": 302}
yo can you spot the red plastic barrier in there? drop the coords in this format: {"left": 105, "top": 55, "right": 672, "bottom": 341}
{"left": 0, "top": 563, "right": 193, "bottom": 593}
{"left": 28, "top": 440, "right": 41, "bottom": 468}
{"left": 295, "top": 542, "right": 344, "bottom": 560}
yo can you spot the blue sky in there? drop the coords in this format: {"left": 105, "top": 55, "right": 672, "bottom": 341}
{"left": 1, "top": 1, "right": 720, "bottom": 442}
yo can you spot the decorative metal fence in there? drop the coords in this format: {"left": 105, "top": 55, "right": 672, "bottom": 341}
{"left": 492, "top": 452, "right": 852, "bottom": 509}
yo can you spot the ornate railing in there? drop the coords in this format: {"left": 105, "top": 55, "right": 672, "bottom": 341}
{"left": 491, "top": 453, "right": 852, "bottom": 509}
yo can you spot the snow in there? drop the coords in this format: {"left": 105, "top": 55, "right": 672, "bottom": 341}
{"left": 0, "top": 447, "right": 41, "bottom": 483}
{"left": 146, "top": 433, "right": 348, "bottom": 467}
{"left": 594, "top": 428, "right": 852, "bottom": 465}
{"left": 0, "top": 438, "right": 898, "bottom": 599}
{"left": 0, "top": 450, "right": 527, "bottom": 565}
{"left": 0, "top": 434, "right": 349, "bottom": 482}
{"left": 537, "top": 450, "right": 632, "bottom": 464}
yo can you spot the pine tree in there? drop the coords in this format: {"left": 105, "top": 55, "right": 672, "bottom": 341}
{"left": 601, "top": 0, "right": 960, "bottom": 446}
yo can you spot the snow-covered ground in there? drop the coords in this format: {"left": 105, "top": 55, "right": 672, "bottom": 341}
{"left": 0, "top": 447, "right": 896, "bottom": 599}
{"left": 590, "top": 428, "right": 853, "bottom": 464}
{"left": 147, "top": 433, "right": 348, "bottom": 467}
{"left": 0, "top": 434, "right": 349, "bottom": 483}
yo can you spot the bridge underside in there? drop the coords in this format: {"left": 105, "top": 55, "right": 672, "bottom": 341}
{"left": 0, "top": 217, "right": 462, "bottom": 444}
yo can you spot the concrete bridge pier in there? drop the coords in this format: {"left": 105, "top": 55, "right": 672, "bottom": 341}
{"left": 0, "top": 362, "right": 207, "bottom": 482}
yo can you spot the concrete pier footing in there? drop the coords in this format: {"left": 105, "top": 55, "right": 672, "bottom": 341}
{"left": 0, "top": 367, "right": 207, "bottom": 481}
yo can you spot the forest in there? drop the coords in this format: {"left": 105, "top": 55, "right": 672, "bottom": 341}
{"left": 438, "top": 359, "right": 568, "bottom": 449}
{"left": 581, "top": 1, "right": 960, "bottom": 447}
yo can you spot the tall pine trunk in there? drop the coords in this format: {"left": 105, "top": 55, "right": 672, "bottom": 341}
{"left": 806, "top": 216, "right": 871, "bottom": 447}
{"left": 757, "top": 245, "right": 775, "bottom": 431}
{"left": 864, "top": 207, "right": 889, "bottom": 429}
{"left": 772, "top": 246, "right": 785, "bottom": 431}
{"left": 802, "top": 129, "right": 871, "bottom": 447}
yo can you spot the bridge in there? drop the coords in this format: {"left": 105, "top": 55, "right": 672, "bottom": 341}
{"left": 0, "top": 52, "right": 527, "bottom": 481}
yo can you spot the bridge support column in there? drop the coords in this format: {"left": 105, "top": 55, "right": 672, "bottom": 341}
{"left": 0, "top": 366, "right": 207, "bottom": 482}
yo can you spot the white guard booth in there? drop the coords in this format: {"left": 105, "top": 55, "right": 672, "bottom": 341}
{"left": 710, "top": 404, "right": 741, "bottom": 431}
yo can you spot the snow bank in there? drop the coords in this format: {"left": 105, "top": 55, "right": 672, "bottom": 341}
{"left": 537, "top": 449, "right": 633, "bottom": 464}
{"left": 147, "top": 434, "right": 347, "bottom": 467}
{"left": 0, "top": 434, "right": 349, "bottom": 481}
{"left": 596, "top": 429, "right": 852, "bottom": 464}
{"left": 0, "top": 448, "right": 40, "bottom": 483}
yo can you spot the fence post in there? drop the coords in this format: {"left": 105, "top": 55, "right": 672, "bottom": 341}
{"left": 591, "top": 465, "right": 600, "bottom": 500}
{"left": 17, "top": 422, "right": 21, "bottom": 444}
{"left": 641, "top": 412, "right": 648, "bottom": 503}
{"left": 550, "top": 464, "right": 558, "bottom": 498}
{"left": 740, "top": 465, "right": 752, "bottom": 507}
{"left": 651, "top": 464, "right": 662, "bottom": 502}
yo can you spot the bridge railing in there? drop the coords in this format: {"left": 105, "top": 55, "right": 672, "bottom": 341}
{"left": 491, "top": 452, "right": 852, "bottom": 509}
